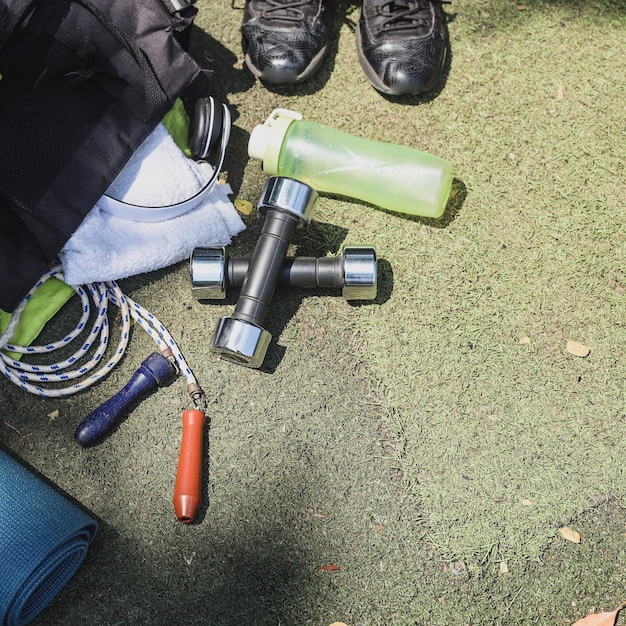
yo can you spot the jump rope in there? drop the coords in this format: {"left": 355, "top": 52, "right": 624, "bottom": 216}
{"left": 0, "top": 264, "right": 206, "bottom": 523}
{"left": 0, "top": 98, "right": 232, "bottom": 524}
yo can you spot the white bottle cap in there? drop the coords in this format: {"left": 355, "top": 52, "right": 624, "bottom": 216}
{"left": 247, "top": 108, "right": 303, "bottom": 175}
{"left": 248, "top": 124, "right": 270, "bottom": 161}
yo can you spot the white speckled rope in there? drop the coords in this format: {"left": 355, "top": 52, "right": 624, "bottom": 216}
{"left": 0, "top": 265, "right": 197, "bottom": 398}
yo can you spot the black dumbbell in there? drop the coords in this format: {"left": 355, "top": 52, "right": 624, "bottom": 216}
{"left": 190, "top": 246, "right": 377, "bottom": 301}
{"left": 210, "top": 177, "right": 317, "bottom": 368}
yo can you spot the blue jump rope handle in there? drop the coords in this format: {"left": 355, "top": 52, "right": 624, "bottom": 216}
{"left": 74, "top": 352, "right": 177, "bottom": 447}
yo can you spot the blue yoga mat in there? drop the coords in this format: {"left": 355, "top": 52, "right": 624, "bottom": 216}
{"left": 0, "top": 448, "right": 98, "bottom": 626}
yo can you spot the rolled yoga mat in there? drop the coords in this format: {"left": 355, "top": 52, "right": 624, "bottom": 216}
{"left": 0, "top": 448, "right": 98, "bottom": 626}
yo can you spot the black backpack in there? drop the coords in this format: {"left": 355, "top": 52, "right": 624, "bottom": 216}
{"left": 0, "top": 0, "right": 215, "bottom": 312}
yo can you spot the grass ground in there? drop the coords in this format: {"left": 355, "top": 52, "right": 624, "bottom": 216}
{"left": 1, "top": 0, "right": 625, "bottom": 624}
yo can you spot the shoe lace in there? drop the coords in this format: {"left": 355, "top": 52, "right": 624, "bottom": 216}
{"left": 378, "top": 0, "right": 449, "bottom": 32}
{"left": 262, "top": 0, "right": 313, "bottom": 22}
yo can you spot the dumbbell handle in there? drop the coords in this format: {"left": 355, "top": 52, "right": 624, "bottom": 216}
{"left": 233, "top": 208, "right": 300, "bottom": 326}
{"left": 232, "top": 255, "right": 342, "bottom": 288}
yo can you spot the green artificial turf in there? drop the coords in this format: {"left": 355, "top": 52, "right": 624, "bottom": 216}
{"left": 1, "top": 0, "right": 625, "bottom": 624}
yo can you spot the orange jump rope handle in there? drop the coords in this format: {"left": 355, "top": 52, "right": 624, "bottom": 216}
{"left": 173, "top": 409, "right": 205, "bottom": 523}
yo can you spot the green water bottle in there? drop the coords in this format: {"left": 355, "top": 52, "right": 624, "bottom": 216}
{"left": 248, "top": 108, "right": 454, "bottom": 219}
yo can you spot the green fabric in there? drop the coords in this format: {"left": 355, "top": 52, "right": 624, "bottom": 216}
{"left": 161, "top": 97, "right": 191, "bottom": 156}
{"left": 0, "top": 279, "right": 74, "bottom": 361}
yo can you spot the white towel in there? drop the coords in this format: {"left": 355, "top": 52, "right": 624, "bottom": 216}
{"left": 59, "top": 124, "right": 246, "bottom": 286}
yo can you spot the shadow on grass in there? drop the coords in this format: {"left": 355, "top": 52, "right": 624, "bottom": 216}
{"left": 30, "top": 464, "right": 333, "bottom": 626}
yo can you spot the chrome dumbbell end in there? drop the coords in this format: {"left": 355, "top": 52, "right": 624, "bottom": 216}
{"left": 210, "top": 316, "right": 271, "bottom": 369}
{"left": 257, "top": 176, "right": 317, "bottom": 226}
{"left": 342, "top": 246, "right": 378, "bottom": 301}
{"left": 190, "top": 247, "right": 226, "bottom": 300}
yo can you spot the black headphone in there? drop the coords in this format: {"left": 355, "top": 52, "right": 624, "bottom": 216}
{"left": 100, "top": 95, "right": 231, "bottom": 221}
{"left": 188, "top": 96, "right": 227, "bottom": 162}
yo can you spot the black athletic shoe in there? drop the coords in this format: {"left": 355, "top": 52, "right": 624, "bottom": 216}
{"left": 356, "top": 0, "right": 449, "bottom": 96}
{"left": 241, "top": 0, "right": 329, "bottom": 85}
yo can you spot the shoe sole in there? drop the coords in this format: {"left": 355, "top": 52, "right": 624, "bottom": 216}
{"left": 355, "top": 23, "right": 447, "bottom": 96}
{"left": 244, "top": 43, "right": 329, "bottom": 85}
